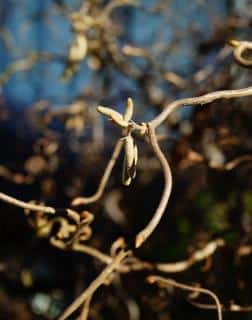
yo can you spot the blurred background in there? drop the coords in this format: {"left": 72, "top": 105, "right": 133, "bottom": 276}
{"left": 0, "top": 0, "right": 252, "bottom": 319}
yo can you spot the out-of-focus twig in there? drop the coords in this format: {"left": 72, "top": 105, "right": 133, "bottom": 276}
{"left": 156, "top": 239, "right": 225, "bottom": 273}
{"left": 147, "top": 276, "right": 222, "bottom": 320}
{"left": 59, "top": 249, "right": 130, "bottom": 320}
{"left": 229, "top": 40, "right": 252, "bottom": 68}
{"left": 210, "top": 155, "right": 252, "bottom": 170}
{"left": 0, "top": 52, "right": 62, "bottom": 86}
{"left": 188, "top": 297, "right": 252, "bottom": 313}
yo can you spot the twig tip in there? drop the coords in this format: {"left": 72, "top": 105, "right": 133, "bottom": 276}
{"left": 135, "top": 234, "right": 144, "bottom": 248}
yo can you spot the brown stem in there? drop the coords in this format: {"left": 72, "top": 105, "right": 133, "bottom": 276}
{"left": 150, "top": 86, "right": 252, "bottom": 129}
{"left": 135, "top": 124, "right": 172, "bottom": 248}
{"left": 79, "top": 294, "right": 92, "bottom": 320}
{"left": 0, "top": 192, "right": 55, "bottom": 214}
{"left": 230, "top": 40, "right": 252, "bottom": 67}
{"left": 59, "top": 249, "right": 130, "bottom": 320}
{"left": 72, "top": 139, "right": 124, "bottom": 206}
{"left": 155, "top": 239, "right": 225, "bottom": 273}
{"left": 147, "top": 276, "right": 222, "bottom": 320}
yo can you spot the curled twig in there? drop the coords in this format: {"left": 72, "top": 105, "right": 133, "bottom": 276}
{"left": 72, "top": 138, "right": 124, "bottom": 206}
{"left": 150, "top": 86, "right": 252, "bottom": 129}
{"left": 147, "top": 276, "right": 222, "bottom": 320}
{"left": 155, "top": 239, "right": 225, "bottom": 273}
{"left": 187, "top": 297, "right": 252, "bottom": 313}
{"left": 135, "top": 124, "right": 172, "bottom": 248}
{"left": 229, "top": 40, "right": 252, "bottom": 68}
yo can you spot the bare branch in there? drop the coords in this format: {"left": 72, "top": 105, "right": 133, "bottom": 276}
{"left": 150, "top": 86, "right": 252, "bottom": 129}
{"left": 147, "top": 276, "right": 222, "bottom": 320}
{"left": 72, "top": 138, "right": 124, "bottom": 206}
{"left": 0, "top": 192, "right": 55, "bottom": 214}
{"left": 79, "top": 294, "right": 92, "bottom": 320}
{"left": 59, "top": 249, "right": 130, "bottom": 320}
{"left": 156, "top": 239, "right": 225, "bottom": 273}
{"left": 135, "top": 124, "right": 172, "bottom": 248}
{"left": 229, "top": 40, "right": 252, "bottom": 68}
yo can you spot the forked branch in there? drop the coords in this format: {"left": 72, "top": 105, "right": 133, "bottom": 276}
{"left": 59, "top": 249, "right": 130, "bottom": 320}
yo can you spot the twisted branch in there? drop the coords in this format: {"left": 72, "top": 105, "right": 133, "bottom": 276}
{"left": 135, "top": 124, "right": 172, "bottom": 248}
{"left": 147, "top": 276, "right": 222, "bottom": 320}
{"left": 150, "top": 86, "right": 252, "bottom": 129}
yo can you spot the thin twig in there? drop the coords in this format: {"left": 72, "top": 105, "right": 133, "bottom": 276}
{"left": 147, "top": 276, "right": 222, "bottom": 320}
{"left": 79, "top": 294, "right": 93, "bottom": 320}
{"left": 188, "top": 298, "right": 252, "bottom": 313}
{"left": 0, "top": 192, "right": 55, "bottom": 214}
{"left": 53, "top": 236, "right": 225, "bottom": 275}
{"left": 135, "top": 124, "right": 172, "bottom": 248}
{"left": 72, "top": 139, "right": 124, "bottom": 206}
{"left": 0, "top": 52, "right": 61, "bottom": 85}
{"left": 59, "top": 249, "right": 130, "bottom": 320}
{"left": 51, "top": 238, "right": 112, "bottom": 265}
{"left": 211, "top": 155, "right": 252, "bottom": 170}
{"left": 100, "top": 0, "right": 138, "bottom": 20}
{"left": 155, "top": 239, "right": 225, "bottom": 273}
{"left": 229, "top": 40, "right": 252, "bottom": 67}
{"left": 150, "top": 86, "right": 252, "bottom": 129}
